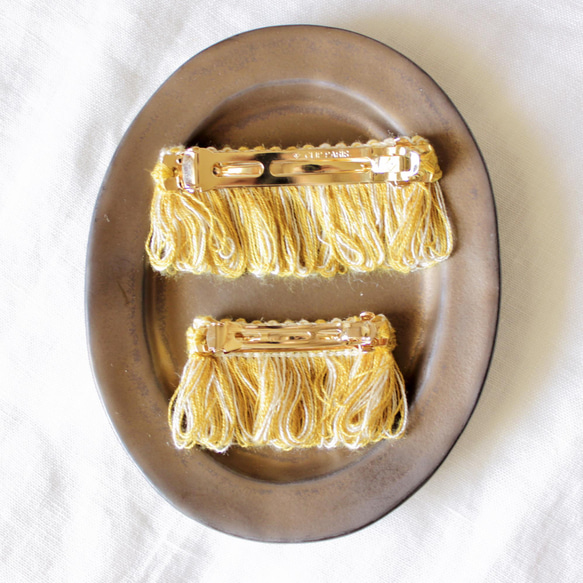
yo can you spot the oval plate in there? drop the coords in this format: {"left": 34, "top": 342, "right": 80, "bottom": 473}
{"left": 86, "top": 25, "right": 499, "bottom": 542}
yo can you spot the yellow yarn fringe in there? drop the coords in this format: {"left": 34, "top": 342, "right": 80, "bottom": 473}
{"left": 147, "top": 136, "right": 453, "bottom": 278}
{"left": 169, "top": 316, "right": 407, "bottom": 452}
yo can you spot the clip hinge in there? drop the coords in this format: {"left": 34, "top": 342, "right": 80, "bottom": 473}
{"left": 194, "top": 312, "right": 389, "bottom": 354}
{"left": 162, "top": 141, "right": 431, "bottom": 192}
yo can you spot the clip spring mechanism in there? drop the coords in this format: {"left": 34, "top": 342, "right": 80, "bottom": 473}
{"left": 192, "top": 312, "right": 389, "bottom": 355}
{"left": 162, "top": 139, "right": 438, "bottom": 193}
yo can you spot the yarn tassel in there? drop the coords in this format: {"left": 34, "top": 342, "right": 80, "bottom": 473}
{"left": 168, "top": 316, "right": 407, "bottom": 452}
{"left": 147, "top": 137, "right": 452, "bottom": 278}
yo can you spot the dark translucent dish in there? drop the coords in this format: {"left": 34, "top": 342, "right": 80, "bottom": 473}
{"left": 86, "top": 25, "right": 499, "bottom": 542}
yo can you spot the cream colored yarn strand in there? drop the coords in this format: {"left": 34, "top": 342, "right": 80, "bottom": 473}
{"left": 169, "top": 316, "right": 407, "bottom": 452}
{"left": 146, "top": 136, "right": 453, "bottom": 278}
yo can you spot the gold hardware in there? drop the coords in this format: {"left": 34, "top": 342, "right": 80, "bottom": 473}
{"left": 193, "top": 312, "right": 388, "bottom": 354}
{"left": 162, "top": 140, "right": 431, "bottom": 193}
{"left": 213, "top": 160, "right": 264, "bottom": 178}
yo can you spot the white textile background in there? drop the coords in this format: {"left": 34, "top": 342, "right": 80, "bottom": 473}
{"left": 1, "top": 0, "right": 582, "bottom": 581}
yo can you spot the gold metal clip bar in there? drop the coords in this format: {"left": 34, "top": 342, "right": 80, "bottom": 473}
{"left": 193, "top": 312, "right": 389, "bottom": 355}
{"left": 162, "top": 139, "right": 433, "bottom": 193}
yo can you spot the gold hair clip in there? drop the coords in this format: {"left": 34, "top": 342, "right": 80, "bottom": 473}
{"left": 169, "top": 312, "right": 407, "bottom": 452}
{"left": 147, "top": 136, "right": 453, "bottom": 278}
{"left": 161, "top": 141, "right": 435, "bottom": 193}
{"left": 193, "top": 311, "right": 388, "bottom": 354}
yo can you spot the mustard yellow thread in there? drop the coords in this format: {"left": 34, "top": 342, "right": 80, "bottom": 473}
{"left": 168, "top": 315, "right": 407, "bottom": 452}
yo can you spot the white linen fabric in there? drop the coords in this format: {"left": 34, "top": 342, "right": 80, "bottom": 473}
{"left": 1, "top": 0, "right": 582, "bottom": 581}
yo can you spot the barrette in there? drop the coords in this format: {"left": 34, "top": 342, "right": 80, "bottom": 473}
{"left": 169, "top": 312, "right": 407, "bottom": 452}
{"left": 147, "top": 136, "right": 453, "bottom": 278}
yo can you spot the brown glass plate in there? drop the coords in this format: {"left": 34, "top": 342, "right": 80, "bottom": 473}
{"left": 86, "top": 25, "right": 499, "bottom": 542}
